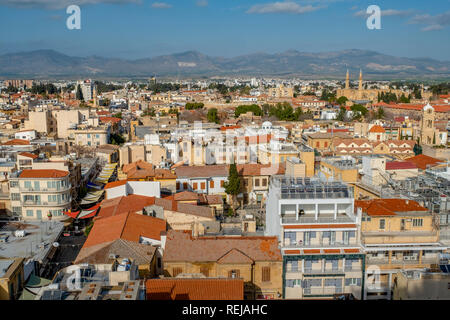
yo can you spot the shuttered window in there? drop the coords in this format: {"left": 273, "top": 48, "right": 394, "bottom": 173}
{"left": 262, "top": 267, "right": 271, "bottom": 282}
{"left": 173, "top": 267, "right": 182, "bottom": 277}
{"left": 228, "top": 269, "right": 240, "bottom": 278}
{"left": 200, "top": 267, "right": 209, "bottom": 277}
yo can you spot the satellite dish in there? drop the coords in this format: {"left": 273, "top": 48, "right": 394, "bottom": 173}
{"left": 53, "top": 242, "right": 60, "bottom": 248}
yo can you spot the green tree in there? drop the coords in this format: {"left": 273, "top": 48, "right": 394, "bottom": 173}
{"left": 336, "top": 107, "right": 347, "bottom": 121}
{"left": 76, "top": 85, "right": 84, "bottom": 101}
{"left": 113, "top": 112, "right": 122, "bottom": 119}
{"left": 235, "top": 104, "right": 262, "bottom": 117}
{"left": 337, "top": 96, "right": 348, "bottom": 106}
{"left": 376, "top": 107, "right": 385, "bottom": 119}
{"left": 110, "top": 133, "right": 125, "bottom": 145}
{"left": 224, "top": 163, "right": 241, "bottom": 213}
{"left": 185, "top": 102, "right": 204, "bottom": 110}
{"left": 207, "top": 108, "right": 219, "bottom": 124}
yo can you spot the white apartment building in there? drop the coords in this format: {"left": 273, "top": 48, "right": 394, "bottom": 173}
{"left": 9, "top": 169, "right": 72, "bottom": 220}
{"left": 266, "top": 176, "right": 365, "bottom": 299}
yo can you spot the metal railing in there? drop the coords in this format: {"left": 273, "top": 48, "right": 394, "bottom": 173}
{"left": 282, "top": 215, "right": 355, "bottom": 224}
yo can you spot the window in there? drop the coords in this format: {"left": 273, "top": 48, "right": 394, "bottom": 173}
{"left": 26, "top": 210, "right": 33, "bottom": 217}
{"left": 210, "top": 180, "right": 214, "bottom": 188}
{"left": 173, "top": 267, "right": 182, "bottom": 277}
{"left": 228, "top": 269, "right": 240, "bottom": 279}
{"left": 244, "top": 179, "right": 248, "bottom": 187}
{"left": 11, "top": 193, "right": 20, "bottom": 201}
{"left": 345, "top": 278, "right": 361, "bottom": 286}
{"left": 193, "top": 182, "right": 198, "bottom": 190}
{"left": 262, "top": 267, "right": 271, "bottom": 282}
{"left": 24, "top": 181, "right": 31, "bottom": 189}
{"left": 183, "top": 182, "right": 188, "bottom": 189}
{"left": 290, "top": 260, "right": 298, "bottom": 272}
{"left": 379, "top": 219, "right": 385, "bottom": 230}
{"left": 220, "top": 180, "right": 224, "bottom": 187}
{"left": 255, "top": 179, "right": 260, "bottom": 187}
{"left": 10, "top": 181, "right": 18, "bottom": 188}
{"left": 200, "top": 182, "right": 206, "bottom": 190}
{"left": 176, "top": 182, "right": 180, "bottom": 190}
{"left": 413, "top": 218, "right": 423, "bottom": 227}
{"left": 262, "top": 178, "right": 267, "bottom": 187}
{"left": 200, "top": 266, "right": 209, "bottom": 277}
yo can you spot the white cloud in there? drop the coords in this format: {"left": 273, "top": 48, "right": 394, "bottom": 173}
{"left": 0, "top": 0, "right": 141, "bottom": 10}
{"left": 196, "top": 0, "right": 208, "bottom": 7}
{"left": 408, "top": 11, "right": 450, "bottom": 31}
{"left": 151, "top": 2, "right": 172, "bottom": 9}
{"left": 353, "top": 8, "right": 414, "bottom": 17}
{"left": 247, "top": 1, "right": 323, "bottom": 14}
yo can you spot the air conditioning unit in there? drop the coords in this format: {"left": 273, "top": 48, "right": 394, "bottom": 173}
{"left": 410, "top": 256, "right": 418, "bottom": 261}
{"left": 404, "top": 256, "right": 411, "bottom": 261}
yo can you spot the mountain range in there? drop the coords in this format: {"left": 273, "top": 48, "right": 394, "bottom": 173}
{"left": 0, "top": 49, "right": 449, "bottom": 79}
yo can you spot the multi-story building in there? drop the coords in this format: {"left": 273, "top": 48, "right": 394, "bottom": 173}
{"left": 175, "top": 165, "right": 228, "bottom": 196}
{"left": 266, "top": 176, "right": 365, "bottom": 299}
{"left": 163, "top": 230, "right": 283, "bottom": 300}
{"left": 319, "top": 156, "right": 359, "bottom": 183}
{"left": 9, "top": 169, "right": 72, "bottom": 220}
{"left": 68, "top": 125, "right": 110, "bottom": 147}
{"left": 258, "top": 140, "right": 299, "bottom": 165}
{"left": 355, "top": 199, "right": 447, "bottom": 300}
{"left": 77, "top": 79, "right": 93, "bottom": 102}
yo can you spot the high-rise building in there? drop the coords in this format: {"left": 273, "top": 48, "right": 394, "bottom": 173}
{"left": 266, "top": 176, "right": 365, "bottom": 299}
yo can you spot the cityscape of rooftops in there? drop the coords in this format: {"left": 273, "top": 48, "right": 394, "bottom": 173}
{"left": 0, "top": 0, "right": 449, "bottom": 312}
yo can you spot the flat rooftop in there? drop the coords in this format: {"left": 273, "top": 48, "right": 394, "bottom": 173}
{"left": 0, "top": 220, "right": 64, "bottom": 262}
{"left": 271, "top": 175, "right": 353, "bottom": 200}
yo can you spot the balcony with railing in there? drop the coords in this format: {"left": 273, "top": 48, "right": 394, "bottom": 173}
{"left": 282, "top": 214, "right": 355, "bottom": 225}
{"left": 303, "top": 287, "right": 343, "bottom": 296}
{"left": 20, "top": 186, "right": 71, "bottom": 193}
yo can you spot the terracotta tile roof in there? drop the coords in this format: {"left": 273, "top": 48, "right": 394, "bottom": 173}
{"left": 146, "top": 278, "right": 244, "bottom": 300}
{"left": 173, "top": 191, "right": 201, "bottom": 201}
{"left": 122, "top": 160, "right": 154, "bottom": 173}
{"left": 75, "top": 239, "right": 157, "bottom": 265}
{"left": 164, "top": 230, "right": 282, "bottom": 263}
{"left": 355, "top": 199, "right": 428, "bottom": 216}
{"left": 19, "top": 169, "right": 69, "bottom": 179}
{"left": 97, "top": 194, "right": 156, "bottom": 219}
{"left": 99, "top": 116, "right": 121, "bottom": 124}
{"left": 236, "top": 163, "right": 285, "bottom": 176}
{"left": 217, "top": 248, "right": 254, "bottom": 264}
{"left": 18, "top": 152, "right": 38, "bottom": 159}
{"left": 175, "top": 165, "right": 229, "bottom": 178}
{"left": 368, "top": 125, "right": 385, "bottom": 133}
{"left": 385, "top": 161, "right": 417, "bottom": 170}
{"left": 83, "top": 211, "right": 166, "bottom": 249}
{"left": 406, "top": 154, "right": 444, "bottom": 170}
{"left": 2, "top": 139, "right": 30, "bottom": 145}
{"left": 104, "top": 180, "right": 128, "bottom": 189}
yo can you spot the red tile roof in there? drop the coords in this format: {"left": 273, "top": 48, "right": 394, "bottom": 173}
{"left": 385, "top": 161, "right": 417, "bottom": 171}
{"left": 96, "top": 194, "right": 156, "bottom": 219}
{"left": 18, "top": 152, "right": 38, "bottom": 159}
{"left": 2, "top": 139, "right": 30, "bottom": 145}
{"left": 164, "top": 230, "right": 282, "bottom": 263}
{"left": 104, "top": 180, "right": 128, "bottom": 189}
{"left": 355, "top": 199, "right": 428, "bottom": 216}
{"left": 406, "top": 154, "right": 444, "bottom": 170}
{"left": 19, "top": 169, "right": 69, "bottom": 179}
{"left": 368, "top": 125, "right": 385, "bottom": 133}
{"left": 99, "top": 116, "right": 121, "bottom": 124}
{"left": 83, "top": 212, "right": 166, "bottom": 249}
{"left": 146, "top": 278, "right": 244, "bottom": 300}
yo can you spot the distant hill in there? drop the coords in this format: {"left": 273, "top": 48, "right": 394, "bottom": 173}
{"left": 0, "top": 49, "right": 449, "bottom": 79}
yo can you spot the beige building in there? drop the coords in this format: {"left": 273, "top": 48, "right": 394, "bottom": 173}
{"left": 0, "top": 258, "right": 24, "bottom": 300}
{"left": 119, "top": 144, "right": 167, "bottom": 167}
{"left": 163, "top": 230, "right": 283, "bottom": 300}
{"left": 268, "top": 84, "right": 294, "bottom": 99}
{"left": 356, "top": 199, "right": 446, "bottom": 300}
{"left": 393, "top": 270, "right": 450, "bottom": 300}
{"left": 9, "top": 169, "right": 72, "bottom": 220}
{"left": 68, "top": 125, "right": 110, "bottom": 147}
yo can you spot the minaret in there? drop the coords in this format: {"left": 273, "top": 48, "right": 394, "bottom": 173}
{"left": 93, "top": 85, "right": 98, "bottom": 108}
{"left": 345, "top": 69, "right": 349, "bottom": 89}
{"left": 358, "top": 69, "right": 363, "bottom": 91}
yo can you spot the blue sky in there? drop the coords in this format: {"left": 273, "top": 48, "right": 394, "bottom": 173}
{"left": 0, "top": 0, "right": 449, "bottom": 60}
